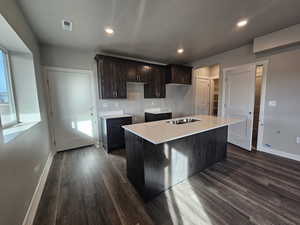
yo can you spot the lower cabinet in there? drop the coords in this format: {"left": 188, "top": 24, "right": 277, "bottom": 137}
{"left": 101, "top": 116, "right": 132, "bottom": 153}
{"left": 145, "top": 112, "right": 172, "bottom": 122}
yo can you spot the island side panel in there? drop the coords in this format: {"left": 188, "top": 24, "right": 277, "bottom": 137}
{"left": 142, "top": 126, "right": 228, "bottom": 201}
{"left": 125, "top": 131, "right": 145, "bottom": 195}
{"left": 216, "top": 126, "right": 228, "bottom": 161}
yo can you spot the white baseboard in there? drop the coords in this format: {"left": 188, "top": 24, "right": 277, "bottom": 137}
{"left": 258, "top": 146, "right": 300, "bottom": 162}
{"left": 22, "top": 152, "right": 54, "bottom": 225}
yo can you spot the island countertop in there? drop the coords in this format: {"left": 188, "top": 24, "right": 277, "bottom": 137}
{"left": 122, "top": 115, "right": 240, "bottom": 144}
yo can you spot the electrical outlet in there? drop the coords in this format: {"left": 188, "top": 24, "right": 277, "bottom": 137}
{"left": 296, "top": 137, "right": 300, "bottom": 144}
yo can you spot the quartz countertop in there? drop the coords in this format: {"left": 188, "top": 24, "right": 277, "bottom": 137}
{"left": 123, "top": 115, "right": 241, "bottom": 144}
{"left": 101, "top": 114, "right": 132, "bottom": 120}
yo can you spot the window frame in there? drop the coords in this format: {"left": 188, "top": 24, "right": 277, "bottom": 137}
{"left": 0, "top": 46, "right": 18, "bottom": 128}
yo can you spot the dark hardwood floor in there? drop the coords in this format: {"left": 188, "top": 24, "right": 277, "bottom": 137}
{"left": 33, "top": 144, "right": 300, "bottom": 225}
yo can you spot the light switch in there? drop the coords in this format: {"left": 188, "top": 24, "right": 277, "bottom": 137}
{"left": 268, "top": 100, "right": 277, "bottom": 107}
{"left": 296, "top": 137, "right": 300, "bottom": 144}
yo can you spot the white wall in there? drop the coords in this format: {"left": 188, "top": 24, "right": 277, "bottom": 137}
{"left": 191, "top": 43, "right": 300, "bottom": 158}
{"left": 40, "top": 44, "right": 194, "bottom": 125}
{"left": 41, "top": 44, "right": 95, "bottom": 70}
{"left": 0, "top": 1, "right": 51, "bottom": 225}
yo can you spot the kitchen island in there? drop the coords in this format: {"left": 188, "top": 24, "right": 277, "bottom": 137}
{"left": 123, "top": 115, "right": 239, "bottom": 201}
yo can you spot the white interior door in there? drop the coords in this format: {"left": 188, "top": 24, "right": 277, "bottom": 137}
{"left": 223, "top": 64, "right": 256, "bottom": 151}
{"left": 46, "top": 68, "right": 96, "bottom": 151}
{"left": 195, "top": 78, "right": 210, "bottom": 115}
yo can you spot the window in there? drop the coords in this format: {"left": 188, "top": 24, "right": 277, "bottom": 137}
{"left": 0, "top": 48, "right": 17, "bottom": 127}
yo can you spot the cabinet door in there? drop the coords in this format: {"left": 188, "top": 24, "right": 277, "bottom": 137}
{"left": 126, "top": 61, "right": 138, "bottom": 82}
{"left": 169, "top": 65, "right": 192, "bottom": 85}
{"left": 153, "top": 66, "right": 166, "bottom": 98}
{"left": 113, "top": 60, "right": 127, "bottom": 98}
{"left": 101, "top": 58, "right": 115, "bottom": 98}
{"left": 106, "top": 117, "right": 132, "bottom": 152}
{"left": 182, "top": 67, "right": 192, "bottom": 84}
{"left": 157, "top": 66, "right": 166, "bottom": 98}
{"left": 143, "top": 65, "right": 154, "bottom": 98}
{"left": 144, "top": 66, "right": 166, "bottom": 98}
{"left": 99, "top": 58, "right": 127, "bottom": 99}
{"left": 137, "top": 64, "right": 150, "bottom": 82}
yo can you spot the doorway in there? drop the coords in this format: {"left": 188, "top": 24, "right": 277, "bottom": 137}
{"left": 45, "top": 67, "right": 97, "bottom": 151}
{"left": 252, "top": 65, "right": 263, "bottom": 150}
{"left": 194, "top": 64, "right": 220, "bottom": 116}
{"left": 222, "top": 61, "right": 268, "bottom": 151}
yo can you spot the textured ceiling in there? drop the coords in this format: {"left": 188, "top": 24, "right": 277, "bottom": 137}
{"left": 17, "top": 0, "right": 300, "bottom": 64}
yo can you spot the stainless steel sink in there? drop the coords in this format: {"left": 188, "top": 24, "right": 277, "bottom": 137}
{"left": 167, "top": 118, "right": 200, "bottom": 125}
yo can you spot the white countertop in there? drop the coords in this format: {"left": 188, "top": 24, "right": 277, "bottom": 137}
{"left": 123, "top": 115, "right": 241, "bottom": 144}
{"left": 144, "top": 108, "right": 172, "bottom": 114}
{"left": 101, "top": 114, "right": 132, "bottom": 120}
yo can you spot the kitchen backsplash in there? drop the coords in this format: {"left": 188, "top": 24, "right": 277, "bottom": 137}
{"left": 98, "top": 83, "right": 194, "bottom": 123}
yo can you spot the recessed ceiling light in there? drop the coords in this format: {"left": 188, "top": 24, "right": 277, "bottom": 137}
{"left": 237, "top": 19, "right": 248, "bottom": 27}
{"left": 177, "top": 48, "right": 184, "bottom": 54}
{"left": 105, "top": 27, "right": 114, "bottom": 35}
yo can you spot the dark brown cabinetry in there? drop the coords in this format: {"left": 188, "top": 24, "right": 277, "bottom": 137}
{"left": 126, "top": 62, "right": 148, "bottom": 83}
{"left": 145, "top": 112, "right": 172, "bottom": 122}
{"left": 166, "top": 64, "right": 192, "bottom": 85}
{"left": 96, "top": 55, "right": 189, "bottom": 99}
{"left": 125, "top": 126, "right": 228, "bottom": 201}
{"left": 95, "top": 55, "right": 127, "bottom": 99}
{"left": 101, "top": 116, "right": 132, "bottom": 153}
{"left": 144, "top": 65, "right": 166, "bottom": 98}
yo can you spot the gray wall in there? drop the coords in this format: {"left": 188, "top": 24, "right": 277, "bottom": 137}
{"left": 191, "top": 44, "right": 300, "bottom": 156}
{"left": 40, "top": 44, "right": 194, "bottom": 125}
{"left": 0, "top": 1, "right": 51, "bottom": 225}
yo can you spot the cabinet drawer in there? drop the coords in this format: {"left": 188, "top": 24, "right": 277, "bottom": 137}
{"left": 107, "top": 117, "right": 132, "bottom": 128}
{"left": 145, "top": 112, "right": 172, "bottom": 122}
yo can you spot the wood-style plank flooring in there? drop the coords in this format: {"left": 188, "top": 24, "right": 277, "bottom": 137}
{"left": 34, "top": 144, "right": 300, "bottom": 225}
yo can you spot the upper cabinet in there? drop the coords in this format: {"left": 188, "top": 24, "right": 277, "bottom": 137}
{"left": 95, "top": 55, "right": 189, "bottom": 99}
{"left": 95, "top": 55, "right": 127, "bottom": 99}
{"left": 136, "top": 64, "right": 150, "bottom": 83}
{"left": 126, "top": 62, "right": 148, "bottom": 83}
{"left": 166, "top": 65, "right": 192, "bottom": 85}
{"left": 144, "top": 65, "right": 166, "bottom": 98}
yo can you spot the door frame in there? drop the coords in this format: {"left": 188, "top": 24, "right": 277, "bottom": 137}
{"left": 221, "top": 60, "right": 269, "bottom": 151}
{"left": 43, "top": 66, "right": 99, "bottom": 152}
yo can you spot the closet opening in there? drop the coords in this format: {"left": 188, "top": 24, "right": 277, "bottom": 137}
{"left": 252, "top": 65, "right": 263, "bottom": 150}
{"left": 194, "top": 64, "right": 220, "bottom": 116}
